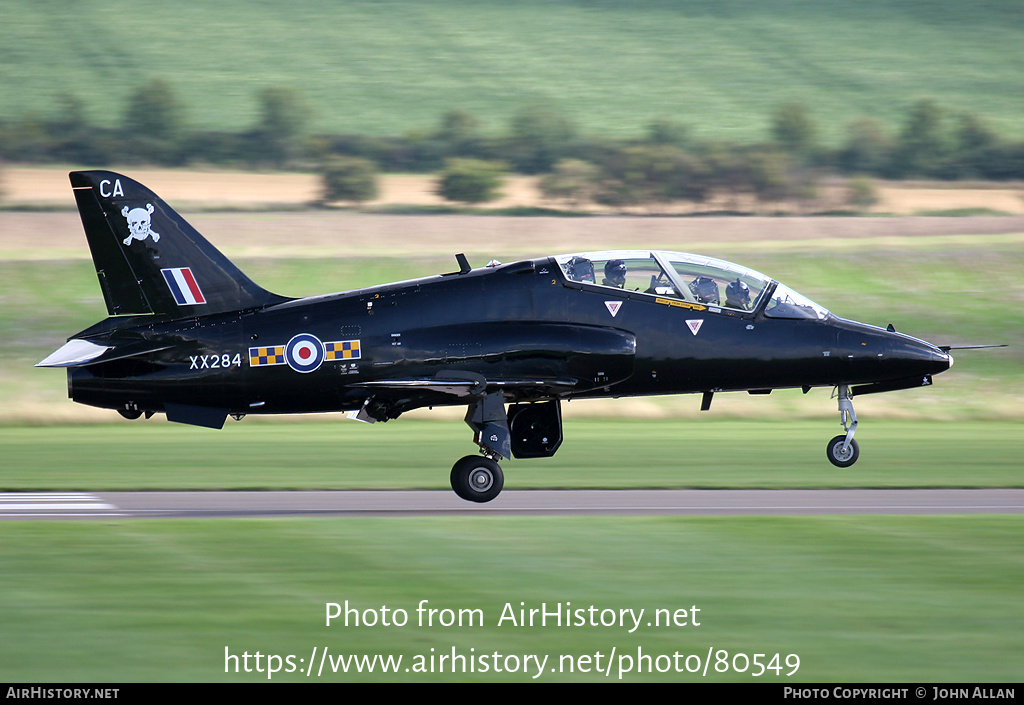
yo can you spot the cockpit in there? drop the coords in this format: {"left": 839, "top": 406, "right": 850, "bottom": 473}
{"left": 554, "top": 250, "right": 829, "bottom": 321}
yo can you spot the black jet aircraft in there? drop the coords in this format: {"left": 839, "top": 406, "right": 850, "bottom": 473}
{"left": 40, "top": 171, "right": 957, "bottom": 502}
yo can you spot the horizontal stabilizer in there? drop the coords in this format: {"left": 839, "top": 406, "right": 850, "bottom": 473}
{"left": 36, "top": 338, "right": 172, "bottom": 368}
{"left": 36, "top": 339, "right": 110, "bottom": 367}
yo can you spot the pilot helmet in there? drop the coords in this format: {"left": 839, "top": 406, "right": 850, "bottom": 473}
{"left": 689, "top": 276, "right": 719, "bottom": 304}
{"left": 726, "top": 278, "right": 751, "bottom": 309}
{"left": 604, "top": 259, "right": 627, "bottom": 286}
{"left": 567, "top": 256, "right": 595, "bottom": 283}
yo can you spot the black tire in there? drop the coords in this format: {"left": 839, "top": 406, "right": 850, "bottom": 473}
{"left": 450, "top": 456, "right": 504, "bottom": 503}
{"left": 826, "top": 435, "right": 860, "bottom": 468}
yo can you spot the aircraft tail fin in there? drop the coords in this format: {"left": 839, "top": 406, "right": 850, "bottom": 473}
{"left": 69, "top": 171, "right": 288, "bottom": 317}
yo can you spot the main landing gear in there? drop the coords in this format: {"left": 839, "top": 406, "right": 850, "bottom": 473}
{"left": 827, "top": 384, "right": 860, "bottom": 468}
{"left": 452, "top": 396, "right": 564, "bottom": 503}
{"left": 450, "top": 455, "right": 504, "bottom": 503}
{"left": 453, "top": 390, "right": 511, "bottom": 503}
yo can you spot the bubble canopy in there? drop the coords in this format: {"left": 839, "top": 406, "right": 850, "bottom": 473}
{"left": 555, "top": 250, "right": 830, "bottom": 321}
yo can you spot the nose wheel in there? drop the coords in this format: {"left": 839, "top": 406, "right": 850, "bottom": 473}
{"left": 451, "top": 455, "right": 504, "bottom": 503}
{"left": 827, "top": 434, "right": 860, "bottom": 467}
{"left": 827, "top": 384, "right": 860, "bottom": 467}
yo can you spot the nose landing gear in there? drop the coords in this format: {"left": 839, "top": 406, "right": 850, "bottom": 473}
{"left": 827, "top": 434, "right": 860, "bottom": 467}
{"left": 827, "top": 384, "right": 860, "bottom": 467}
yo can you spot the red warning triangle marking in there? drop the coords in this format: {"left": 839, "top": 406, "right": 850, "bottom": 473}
{"left": 604, "top": 301, "right": 622, "bottom": 317}
{"left": 686, "top": 319, "right": 703, "bottom": 335}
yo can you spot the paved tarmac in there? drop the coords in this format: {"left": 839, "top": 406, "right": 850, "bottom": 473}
{"left": 1, "top": 489, "right": 1022, "bottom": 520}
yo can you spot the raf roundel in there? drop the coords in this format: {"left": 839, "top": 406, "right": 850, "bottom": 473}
{"left": 285, "top": 333, "right": 326, "bottom": 373}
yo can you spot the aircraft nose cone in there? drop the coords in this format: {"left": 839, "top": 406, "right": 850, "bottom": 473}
{"left": 892, "top": 337, "right": 952, "bottom": 375}
{"left": 836, "top": 319, "right": 953, "bottom": 382}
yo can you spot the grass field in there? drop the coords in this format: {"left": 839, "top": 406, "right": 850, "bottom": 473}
{"left": 2, "top": 1, "right": 1024, "bottom": 141}
{"left": 2, "top": 515, "right": 1021, "bottom": 681}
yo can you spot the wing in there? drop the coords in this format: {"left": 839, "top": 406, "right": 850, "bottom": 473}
{"left": 345, "top": 371, "right": 578, "bottom": 423}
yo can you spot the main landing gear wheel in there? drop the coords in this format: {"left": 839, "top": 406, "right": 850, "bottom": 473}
{"left": 826, "top": 435, "right": 860, "bottom": 468}
{"left": 450, "top": 455, "right": 504, "bottom": 503}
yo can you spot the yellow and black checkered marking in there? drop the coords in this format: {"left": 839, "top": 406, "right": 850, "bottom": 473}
{"left": 655, "top": 297, "right": 706, "bottom": 312}
{"left": 249, "top": 346, "right": 285, "bottom": 367}
{"left": 325, "top": 340, "right": 361, "bottom": 360}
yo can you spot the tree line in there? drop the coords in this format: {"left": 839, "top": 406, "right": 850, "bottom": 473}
{"left": 2, "top": 79, "right": 1023, "bottom": 207}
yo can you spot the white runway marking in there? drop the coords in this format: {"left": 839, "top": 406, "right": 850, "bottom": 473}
{"left": 0, "top": 492, "right": 124, "bottom": 519}
{"left": 2, "top": 489, "right": 1022, "bottom": 520}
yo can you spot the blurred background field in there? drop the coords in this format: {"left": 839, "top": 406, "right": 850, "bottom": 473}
{"left": 2, "top": 2, "right": 1024, "bottom": 195}
{"left": 3, "top": 167, "right": 1024, "bottom": 215}
{"left": 2, "top": 0, "right": 1023, "bottom": 141}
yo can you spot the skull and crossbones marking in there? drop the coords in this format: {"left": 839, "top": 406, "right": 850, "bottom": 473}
{"left": 121, "top": 204, "right": 161, "bottom": 246}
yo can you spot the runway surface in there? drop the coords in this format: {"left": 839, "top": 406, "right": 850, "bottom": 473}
{"left": 1, "top": 489, "right": 1022, "bottom": 520}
